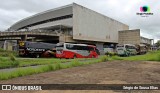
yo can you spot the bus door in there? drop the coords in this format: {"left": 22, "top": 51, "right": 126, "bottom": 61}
{"left": 56, "top": 44, "right": 64, "bottom": 57}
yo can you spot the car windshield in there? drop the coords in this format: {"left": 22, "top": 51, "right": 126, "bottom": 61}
{"left": 117, "top": 45, "right": 124, "bottom": 48}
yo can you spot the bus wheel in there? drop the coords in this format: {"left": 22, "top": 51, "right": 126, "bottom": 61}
{"left": 73, "top": 55, "right": 76, "bottom": 59}
{"left": 125, "top": 53, "right": 129, "bottom": 57}
{"left": 127, "top": 53, "right": 130, "bottom": 57}
{"left": 36, "top": 54, "right": 40, "bottom": 58}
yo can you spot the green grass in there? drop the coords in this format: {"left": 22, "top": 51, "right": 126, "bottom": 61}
{"left": 0, "top": 57, "right": 19, "bottom": 69}
{"left": 0, "top": 48, "right": 95, "bottom": 69}
{"left": 0, "top": 57, "right": 107, "bottom": 80}
{"left": 0, "top": 50, "right": 159, "bottom": 80}
{"left": 110, "top": 50, "right": 160, "bottom": 61}
{"left": 18, "top": 58, "right": 71, "bottom": 67}
{"left": 0, "top": 48, "right": 18, "bottom": 57}
{"left": 99, "top": 56, "right": 108, "bottom": 62}
{"left": 0, "top": 55, "right": 94, "bottom": 69}
{"left": 0, "top": 50, "right": 159, "bottom": 69}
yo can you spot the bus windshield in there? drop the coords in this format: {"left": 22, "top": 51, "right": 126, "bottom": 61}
{"left": 117, "top": 45, "right": 124, "bottom": 48}
{"left": 56, "top": 43, "right": 64, "bottom": 48}
{"left": 117, "top": 45, "right": 124, "bottom": 50}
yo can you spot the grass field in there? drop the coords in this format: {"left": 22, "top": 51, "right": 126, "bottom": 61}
{"left": 0, "top": 50, "right": 160, "bottom": 69}
{"left": 110, "top": 50, "right": 160, "bottom": 61}
{"left": 0, "top": 48, "right": 18, "bottom": 57}
{"left": 0, "top": 56, "right": 96, "bottom": 69}
{"left": 0, "top": 56, "right": 107, "bottom": 80}
{"left": 0, "top": 48, "right": 159, "bottom": 80}
{"left": 0, "top": 48, "right": 103, "bottom": 69}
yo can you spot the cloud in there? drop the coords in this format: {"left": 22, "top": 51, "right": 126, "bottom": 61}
{"left": 0, "top": 8, "right": 35, "bottom": 30}
{"left": 89, "top": 0, "right": 160, "bottom": 41}
{"left": 0, "top": 0, "right": 74, "bottom": 12}
{"left": 0, "top": 0, "right": 159, "bottom": 41}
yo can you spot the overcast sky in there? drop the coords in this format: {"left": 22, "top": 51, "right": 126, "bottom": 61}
{"left": 0, "top": 0, "right": 159, "bottom": 42}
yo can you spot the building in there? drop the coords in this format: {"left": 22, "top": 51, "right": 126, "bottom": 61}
{"left": 0, "top": 40, "right": 17, "bottom": 51}
{"left": 118, "top": 29, "right": 153, "bottom": 46}
{"left": 140, "top": 36, "right": 153, "bottom": 45}
{"left": 8, "top": 3, "right": 129, "bottom": 54}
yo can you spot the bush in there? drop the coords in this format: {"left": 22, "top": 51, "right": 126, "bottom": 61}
{"left": 100, "top": 56, "right": 108, "bottom": 62}
{"left": 9, "top": 54, "right": 19, "bottom": 67}
{"left": 105, "top": 52, "right": 117, "bottom": 57}
{"left": 0, "top": 48, "right": 5, "bottom": 52}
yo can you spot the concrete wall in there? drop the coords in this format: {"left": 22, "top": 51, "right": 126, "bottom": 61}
{"left": 3, "top": 40, "right": 17, "bottom": 51}
{"left": 73, "top": 3, "right": 129, "bottom": 43}
{"left": 118, "top": 29, "right": 141, "bottom": 44}
{"left": 140, "top": 37, "right": 152, "bottom": 45}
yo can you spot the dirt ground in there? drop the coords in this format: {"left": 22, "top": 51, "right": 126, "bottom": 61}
{"left": 0, "top": 60, "right": 160, "bottom": 93}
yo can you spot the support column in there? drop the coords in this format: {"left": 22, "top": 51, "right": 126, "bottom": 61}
{"left": 31, "top": 38, "right": 36, "bottom": 42}
{"left": 59, "top": 34, "right": 65, "bottom": 43}
{"left": 21, "top": 35, "right": 27, "bottom": 41}
{"left": 96, "top": 42, "right": 104, "bottom": 55}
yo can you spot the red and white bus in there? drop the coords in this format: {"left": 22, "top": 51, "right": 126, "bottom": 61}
{"left": 56, "top": 43, "right": 99, "bottom": 58}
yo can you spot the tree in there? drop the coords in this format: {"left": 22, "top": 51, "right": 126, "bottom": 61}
{"left": 155, "top": 40, "right": 160, "bottom": 47}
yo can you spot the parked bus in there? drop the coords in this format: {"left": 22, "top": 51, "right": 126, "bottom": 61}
{"left": 116, "top": 44, "right": 137, "bottom": 56}
{"left": 56, "top": 43, "right": 99, "bottom": 58}
{"left": 19, "top": 41, "right": 56, "bottom": 58}
{"left": 135, "top": 44, "right": 147, "bottom": 55}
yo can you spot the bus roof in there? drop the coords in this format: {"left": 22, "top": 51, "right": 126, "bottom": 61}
{"left": 117, "top": 44, "right": 137, "bottom": 48}
{"left": 57, "top": 43, "right": 96, "bottom": 47}
{"left": 117, "top": 44, "right": 136, "bottom": 46}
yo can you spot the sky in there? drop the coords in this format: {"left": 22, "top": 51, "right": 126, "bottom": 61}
{"left": 0, "top": 0, "right": 159, "bottom": 42}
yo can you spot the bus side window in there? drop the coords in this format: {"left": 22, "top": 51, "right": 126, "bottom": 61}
{"left": 76, "top": 45, "right": 82, "bottom": 50}
{"left": 88, "top": 47, "right": 94, "bottom": 52}
{"left": 66, "top": 44, "right": 75, "bottom": 50}
{"left": 82, "top": 46, "right": 87, "bottom": 50}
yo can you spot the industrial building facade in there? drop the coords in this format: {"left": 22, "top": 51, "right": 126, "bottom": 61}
{"left": 9, "top": 3, "right": 129, "bottom": 53}
{"left": 118, "top": 29, "right": 152, "bottom": 46}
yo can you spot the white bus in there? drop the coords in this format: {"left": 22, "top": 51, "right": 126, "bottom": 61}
{"left": 116, "top": 44, "right": 137, "bottom": 56}
{"left": 56, "top": 43, "right": 99, "bottom": 58}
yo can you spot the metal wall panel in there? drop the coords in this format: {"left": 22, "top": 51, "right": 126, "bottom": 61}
{"left": 10, "top": 4, "right": 73, "bottom": 30}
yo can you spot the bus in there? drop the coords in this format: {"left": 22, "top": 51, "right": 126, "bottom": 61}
{"left": 56, "top": 43, "right": 99, "bottom": 58}
{"left": 136, "top": 44, "right": 147, "bottom": 55}
{"left": 116, "top": 44, "right": 137, "bottom": 56}
{"left": 19, "top": 41, "right": 56, "bottom": 58}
